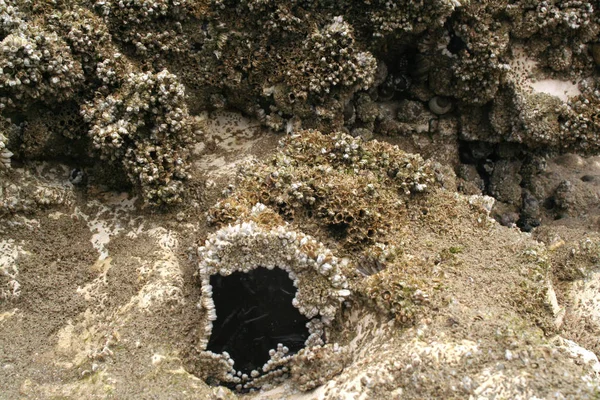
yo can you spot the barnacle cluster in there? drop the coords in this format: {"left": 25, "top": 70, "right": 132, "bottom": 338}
{"left": 53, "top": 5, "right": 121, "bottom": 85}
{"left": 356, "top": 0, "right": 458, "bottom": 37}
{"left": 0, "top": 131, "right": 11, "bottom": 170}
{"left": 558, "top": 78, "right": 600, "bottom": 152}
{"left": 507, "top": 0, "right": 597, "bottom": 70}
{"left": 200, "top": 8, "right": 379, "bottom": 131}
{"left": 477, "top": 78, "right": 600, "bottom": 153}
{"left": 209, "top": 130, "right": 436, "bottom": 248}
{"left": 0, "top": 1, "right": 203, "bottom": 206}
{"left": 444, "top": 2, "right": 511, "bottom": 105}
{"left": 452, "top": 1, "right": 600, "bottom": 151}
{"left": 362, "top": 256, "right": 433, "bottom": 325}
{"left": 94, "top": 0, "right": 193, "bottom": 61}
{"left": 0, "top": 166, "right": 75, "bottom": 216}
{"left": 284, "top": 16, "right": 377, "bottom": 97}
{"left": 196, "top": 215, "right": 350, "bottom": 391}
{"left": 0, "top": 1, "right": 84, "bottom": 110}
{"left": 207, "top": 129, "right": 445, "bottom": 328}
{"left": 289, "top": 343, "right": 350, "bottom": 391}
{"left": 0, "top": 0, "right": 598, "bottom": 211}
{"left": 261, "top": 16, "right": 378, "bottom": 131}
{"left": 81, "top": 69, "right": 197, "bottom": 205}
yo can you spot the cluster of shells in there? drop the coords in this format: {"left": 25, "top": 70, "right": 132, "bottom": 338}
{"left": 0, "top": 2, "right": 84, "bottom": 110}
{"left": 197, "top": 211, "right": 351, "bottom": 391}
{"left": 207, "top": 130, "right": 436, "bottom": 251}
{"left": 0, "top": 132, "right": 11, "bottom": 170}
{"left": 81, "top": 69, "right": 197, "bottom": 205}
{"left": 1, "top": 165, "right": 75, "bottom": 217}
{"left": 300, "top": 16, "right": 377, "bottom": 95}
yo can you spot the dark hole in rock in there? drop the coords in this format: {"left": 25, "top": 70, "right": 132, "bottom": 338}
{"left": 445, "top": 18, "right": 468, "bottom": 55}
{"left": 581, "top": 175, "right": 599, "bottom": 183}
{"left": 206, "top": 267, "right": 310, "bottom": 375}
{"left": 543, "top": 196, "right": 555, "bottom": 210}
{"left": 447, "top": 34, "right": 467, "bottom": 54}
{"left": 327, "top": 222, "right": 349, "bottom": 239}
{"left": 458, "top": 140, "right": 496, "bottom": 192}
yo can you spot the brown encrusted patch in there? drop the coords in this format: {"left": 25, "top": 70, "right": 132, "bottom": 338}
{"left": 206, "top": 129, "right": 555, "bottom": 336}
{"left": 99, "top": 233, "right": 151, "bottom": 310}
{"left": 5, "top": 215, "right": 97, "bottom": 333}
{"left": 0, "top": 213, "right": 97, "bottom": 388}
{"left": 535, "top": 224, "right": 600, "bottom": 357}
{"left": 208, "top": 129, "right": 436, "bottom": 252}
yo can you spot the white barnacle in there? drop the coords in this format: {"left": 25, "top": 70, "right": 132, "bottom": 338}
{"left": 413, "top": 183, "right": 427, "bottom": 192}
{"left": 316, "top": 253, "right": 326, "bottom": 265}
{"left": 320, "top": 263, "right": 333, "bottom": 274}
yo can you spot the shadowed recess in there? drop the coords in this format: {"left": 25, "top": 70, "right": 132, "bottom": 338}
{"left": 206, "top": 267, "right": 310, "bottom": 374}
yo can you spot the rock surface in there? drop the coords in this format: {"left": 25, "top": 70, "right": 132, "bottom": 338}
{"left": 1, "top": 1, "right": 600, "bottom": 399}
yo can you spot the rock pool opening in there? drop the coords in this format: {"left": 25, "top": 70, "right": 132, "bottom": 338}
{"left": 206, "top": 267, "right": 310, "bottom": 375}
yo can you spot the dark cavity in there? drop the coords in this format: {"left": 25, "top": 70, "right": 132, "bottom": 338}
{"left": 206, "top": 267, "right": 310, "bottom": 374}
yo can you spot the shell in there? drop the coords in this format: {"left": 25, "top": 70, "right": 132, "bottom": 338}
{"left": 428, "top": 96, "right": 452, "bottom": 115}
{"left": 411, "top": 53, "right": 432, "bottom": 82}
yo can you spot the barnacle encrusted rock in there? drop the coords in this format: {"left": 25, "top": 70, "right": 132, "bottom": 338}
{"left": 0, "top": 164, "right": 75, "bottom": 217}
{"left": 558, "top": 77, "right": 600, "bottom": 152}
{"left": 81, "top": 69, "right": 198, "bottom": 205}
{"left": 287, "top": 16, "right": 377, "bottom": 96}
{"left": 0, "top": 1, "right": 84, "bottom": 110}
{"left": 357, "top": 0, "right": 458, "bottom": 37}
{"left": 197, "top": 213, "right": 350, "bottom": 391}
{"left": 1, "top": 0, "right": 598, "bottom": 203}
{"left": 1, "top": 0, "right": 600, "bottom": 398}
{"left": 443, "top": 2, "right": 511, "bottom": 105}
{"left": 289, "top": 343, "right": 350, "bottom": 391}
{"left": 209, "top": 129, "right": 437, "bottom": 248}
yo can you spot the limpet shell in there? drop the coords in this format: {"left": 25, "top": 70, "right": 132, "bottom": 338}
{"left": 428, "top": 96, "right": 452, "bottom": 115}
